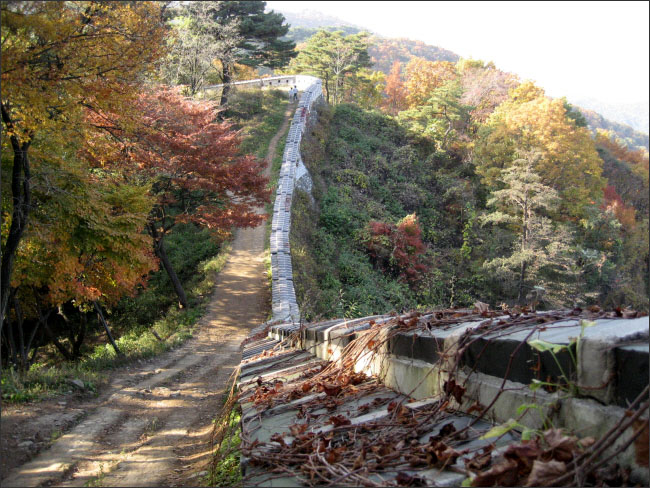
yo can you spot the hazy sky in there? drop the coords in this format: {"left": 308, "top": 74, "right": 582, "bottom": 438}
{"left": 267, "top": 1, "right": 649, "bottom": 105}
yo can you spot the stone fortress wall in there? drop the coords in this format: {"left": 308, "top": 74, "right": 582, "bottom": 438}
{"left": 266, "top": 76, "right": 322, "bottom": 323}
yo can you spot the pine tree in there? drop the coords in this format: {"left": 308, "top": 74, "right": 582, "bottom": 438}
{"left": 161, "top": 2, "right": 241, "bottom": 96}
{"left": 480, "top": 152, "right": 566, "bottom": 304}
{"left": 206, "top": 1, "right": 295, "bottom": 107}
{"left": 289, "top": 30, "right": 372, "bottom": 105}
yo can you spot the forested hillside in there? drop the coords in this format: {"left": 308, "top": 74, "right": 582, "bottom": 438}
{"left": 579, "top": 106, "right": 649, "bottom": 151}
{"left": 575, "top": 97, "right": 649, "bottom": 135}
{"left": 287, "top": 31, "right": 649, "bottom": 320}
{"left": 2, "top": 2, "right": 647, "bottom": 397}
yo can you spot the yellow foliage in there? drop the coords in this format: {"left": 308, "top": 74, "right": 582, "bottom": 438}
{"left": 1, "top": 1, "right": 167, "bottom": 142}
{"left": 477, "top": 83, "right": 605, "bottom": 217}
{"left": 404, "top": 58, "right": 457, "bottom": 108}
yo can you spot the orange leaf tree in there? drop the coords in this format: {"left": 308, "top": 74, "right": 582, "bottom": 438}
{"left": 382, "top": 61, "right": 407, "bottom": 115}
{"left": 474, "top": 82, "right": 605, "bottom": 218}
{"left": 404, "top": 58, "right": 457, "bottom": 108}
{"left": 4, "top": 141, "right": 157, "bottom": 365}
{"left": 85, "top": 87, "right": 271, "bottom": 307}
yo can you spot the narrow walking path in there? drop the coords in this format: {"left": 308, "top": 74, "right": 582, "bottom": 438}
{"left": 1, "top": 105, "right": 293, "bottom": 487}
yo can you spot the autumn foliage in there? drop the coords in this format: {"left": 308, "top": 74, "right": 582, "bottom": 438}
{"left": 363, "top": 214, "right": 428, "bottom": 285}
{"left": 404, "top": 58, "right": 457, "bottom": 108}
{"left": 602, "top": 185, "right": 637, "bottom": 230}
{"left": 1, "top": 1, "right": 167, "bottom": 327}
{"left": 86, "top": 87, "right": 271, "bottom": 237}
{"left": 83, "top": 87, "right": 271, "bottom": 307}
{"left": 383, "top": 62, "right": 408, "bottom": 115}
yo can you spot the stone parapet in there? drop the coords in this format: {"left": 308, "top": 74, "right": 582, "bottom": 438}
{"left": 266, "top": 311, "right": 649, "bottom": 482}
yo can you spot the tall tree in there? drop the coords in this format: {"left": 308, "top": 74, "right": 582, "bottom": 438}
{"left": 383, "top": 61, "right": 408, "bottom": 115}
{"left": 398, "top": 80, "right": 470, "bottom": 150}
{"left": 205, "top": 1, "right": 295, "bottom": 106}
{"left": 480, "top": 153, "right": 574, "bottom": 304}
{"left": 4, "top": 153, "right": 157, "bottom": 365}
{"left": 346, "top": 69, "right": 386, "bottom": 109}
{"left": 459, "top": 63, "right": 519, "bottom": 123}
{"left": 161, "top": 2, "right": 241, "bottom": 96}
{"left": 84, "top": 87, "right": 271, "bottom": 307}
{"left": 474, "top": 82, "right": 605, "bottom": 218}
{"left": 290, "top": 30, "right": 372, "bottom": 104}
{"left": 0, "top": 1, "right": 167, "bottom": 330}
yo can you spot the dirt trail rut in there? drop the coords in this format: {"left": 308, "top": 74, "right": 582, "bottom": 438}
{"left": 1, "top": 105, "right": 294, "bottom": 487}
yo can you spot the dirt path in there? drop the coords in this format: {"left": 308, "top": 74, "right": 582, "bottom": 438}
{"left": 1, "top": 104, "right": 294, "bottom": 488}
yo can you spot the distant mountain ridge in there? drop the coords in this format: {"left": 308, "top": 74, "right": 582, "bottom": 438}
{"left": 279, "top": 9, "right": 361, "bottom": 30}
{"left": 280, "top": 10, "right": 460, "bottom": 69}
{"left": 572, "top": 97, "right": 649, "bottom": 135}
{"left": 577, "top": 106, "right": 649, "bottom": 151}
{"left": 276, "top": 8, "right": 648, "bottom": 150}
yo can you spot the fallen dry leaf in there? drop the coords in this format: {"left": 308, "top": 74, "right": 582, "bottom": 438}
{"left": 395, "top": 471, "right": 426, "bottom": 486}
{"left": 318, "top": 383, "right": 342, "bottom": 397}
{"left": 325, "top": 446, "right": 346, "bottom": 464}
{"left": 543, "top": 429, "right": 578, "bottom": 462}
{"left": 465, "top": 447, "right": 493, "bottom": 471}
{"left": 443, "top": 378, "right": 466, "bottom": 404}
{"left": 524, "top": 459, "right": 566, "bottom": 487}
{"left": 328, "top": 414, "right": 351, "bottom": 427}
{"left": 472, "top": 458, "right": 519, "bottom": 486}
{"left": 269, "top": 433, "right": 287, "bottom": 447}
{"left": 289, "top": 423, "right": 308, "bottom": 436}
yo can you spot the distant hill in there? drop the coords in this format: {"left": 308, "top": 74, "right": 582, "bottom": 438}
{"left": 578, "top": 106, "right": 649, "bottom": 151}
{"left": 279, "top": 9, "right": 360, "bottom": 31}
{"left": 572, "top": 97, "right": 649, "bottom": 135}
{"left": 368, "top": 37, "right": 459, "bottom": 74}
{"left": 279, "top": 9, "right": 460, "bottom": 72}
{"left": 276, "top": 7, "right": 647, "bottom": 151}
{"left": 280, "top": 9, "right": 363, "bottom": 43}
{"left": 285, "top": 24, "right": 363, "bottom": 44}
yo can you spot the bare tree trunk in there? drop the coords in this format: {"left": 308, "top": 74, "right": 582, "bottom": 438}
{"left": 6, "top": 316, "right": 18, "bottom": 368}
{"left": 43, "top": 323, "right": 73, "bottom": 361}
{"left": 72, "top": 314, "right": 87, "bottom": 359}
{"left": 147, "top": 223, "right": 188, "bottom": 308}
{"left": 324, "top": 74, "right": 331, "bottom": 104}
{"left": 517, "top": 262, "right": 527, "bottom": 304}
{"left": 13, "top": 296, "right": 28, "bottom": 370}
{"left": 93, "top": 301, "right": 123, "bottom": 357}
{"left": 155, "top": 237, "right": 189, "bottom": 309}
{"left": 219, "top": 62, "right": 232, "bottom": 108}
{"left": 518, "top": 199, "right": 529, "bottom": 304}
{"left": 0, "top": 103, "right": 32, "bottom": 333}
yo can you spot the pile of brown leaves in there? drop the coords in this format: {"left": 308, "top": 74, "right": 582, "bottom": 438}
{"left": 468, "top": 429, "right": 599, "bottom": 486}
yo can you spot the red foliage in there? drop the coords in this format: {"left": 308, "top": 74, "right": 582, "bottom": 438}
{"left": 84, "top": 86, "right": 271, "bottom": 239}
{"left": 363, "top": 214, "right": 428, "bottom": 285}
{"left": 602, "top": 185, "right": 637, "bottom": 230}
{"left": 595, "top": 132, "right": 650, "bottom": 170}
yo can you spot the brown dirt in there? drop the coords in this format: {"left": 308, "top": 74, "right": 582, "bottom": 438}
{"left": 0, "top": 105, "right": 293, "bottom": 487}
